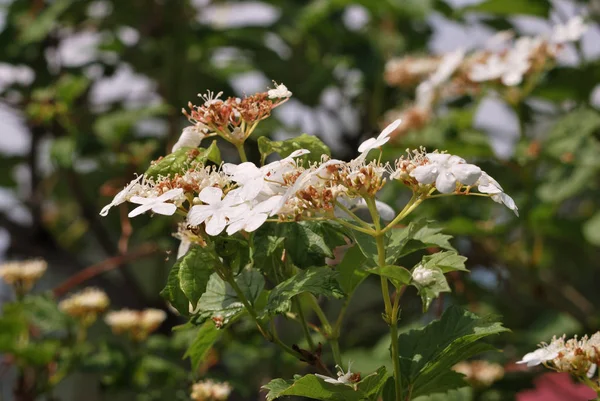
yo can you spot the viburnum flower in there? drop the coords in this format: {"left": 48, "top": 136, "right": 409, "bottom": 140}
{"left": 410, "top": 153, "right": 482, "bottom": 193}
{"left": 105, "top": 308, "right": 167, "bottom": 341}
{"left": 191, "top": 379, "right": 232, "bottom": 401}
{"left": 315, "top": 363, "right": 361, "bottom": 389}
{"left": 267, "top": 82, "right": 292, "bottom": 99}
{"left": 476, "top": 172, "right": 519, "bottom": 216}
{"left": 100, "top": 175, "right": 143, "bottom": 216}
{"left": 518, "top": 332, "right": 600, "bottom": 381}
{"left": 453, "top": 360, "right": 504, "bottom": 388}
{"left": 0, "top": 259, "right": 47, "bottom": 293}
{"left": 59, "top": 287, "right": 110, "bottom": 319}
{"left": 172, "top": 125, "right": 206, "bottom": 152}
{"left": 187, "top": 187, "right": 246, "bottom": 236}
{"left": 411, "top": 264, "right": 436, "bottom": 286}
{"left": 416, "top": 48, "right": 465, "bottom": 106}
{"left": 128, "top": 188, "right": 184, "bottom": 218}
{"left": 225, "top": 196, "right": 282, "bottom": 235}
{"left": 552, "top": 16, "right": 587, "bottom": 44}
{"left": 357, "top": 119, "right": 403, "bottom": 155}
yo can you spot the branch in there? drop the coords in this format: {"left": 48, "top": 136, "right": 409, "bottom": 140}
{"left": 53, "top": 243, "right": 159, "bottom": 298}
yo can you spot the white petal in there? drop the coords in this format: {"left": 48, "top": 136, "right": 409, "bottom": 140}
{"left": 172, "top": 126, "right": 203, "bottom": 152}
{"left": 187, "top": 205, "right": 214, "bottom": 226}
{"left": 243, "top": 213, "right": 269, "bottom": 232}
{"left": 199, "top": 186, "right": 223, "bottom": 204}
{"left": 288, "top": 149, "right": 310, "bottom": 158}
{"left": 100, "top": 204, "right": 113, "bottom": 217}
{"left": 426, "top": 153, "right": 451, "bottom": 164}
{"left": 205, "top": 214, "right": 227, "bottom": 236}
{"left": 450, "top": 164, "right": 481, "bottom": 186}
{"left": 128, "top": 203, "right": 153, "bottom": 218}
{"left": 378, "top": 119, "right": 403, "bottom": 140}
{"left": 587, "top": 363, "right": 597, "bottom": 379}
{"left": 435, "top": 170, "right": 457, "bottom": 193}
{"left": 375, "top": 200, "right": 396, "bottom": 221}
{"left": 177, "top": 238, "right": 191, "bottom": 260}
{"left": 151, "top": 203, "right": 177, "bottom": 216}
{"left": 129, "top": 196, "right": 153, "bottom": 205}
{"left": 410, "top": 164, "right": 439, "bottom": 184}
{"left": 225, "top": 218, "right": 246, "bottom": 236}
{"left": 157, "top": 188, "right": 184, "bottom": 202}
{"left": 357, "top": 137, "right": 376, "bottom": 153}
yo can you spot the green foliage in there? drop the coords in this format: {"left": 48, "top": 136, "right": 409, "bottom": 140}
{"left": 258, "top": 134, "right": 331, "bottom": 164}
{"left": 263, "top": 366, "right": 388, "bottom": 401}
{"left": 145, "top": 142, "right": 221, "bottom": 179}
{"left": 336, "top": 245, "right": 370, "bottom": 294}
{"left": 460, "top": 0, "right": 550, "bottom": 16}
{"left": 265, "top": 267, "right": 345, "bottom": 315}
{"left": 177, "top": 245, "right": 221, "bottom": 309}
{"left": 193, "top": 270, "right": 265, "bottom": 325}
{"left": 368, "top": 265, "right": 412, "bottom": 289}
{"left": 420, "top": 251, "right": 467, "bottom": 273}
{"left": 183, "top": 321, "right": 221, "bottom": 370}
{"left": 386, "top": 221, "right": 454, "bottom": 263}
{"left": 396, "top": 307, "right": 508, "bottom": 399}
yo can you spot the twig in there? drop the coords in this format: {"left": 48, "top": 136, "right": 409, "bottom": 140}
{"left": 53, "top": 244, "right": 159, "bottom": 298}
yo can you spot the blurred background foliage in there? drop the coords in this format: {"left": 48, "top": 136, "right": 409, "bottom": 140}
{"left": 1, "top": 0, "right": 600, "bottom": 400}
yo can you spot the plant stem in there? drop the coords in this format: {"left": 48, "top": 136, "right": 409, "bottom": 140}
{"left": 366, "top": 195, "right": 403, "bottom": 401}
{"left": 334, "top": 201, "right": 373, "bottom": 229}
{"left": 293, "top": 298, "right": 315, "bottom": 351}
{"left": 334, "top": 217, "right": 376, "bottom": 235}
{"left": 235, "top": 143, "right": 248, "bottom": 162}
{"left": 305, "top": 294, "right": 343, "bottom": 366}
{"left": 382, "top": 194, "right": 421, "bottom": 234}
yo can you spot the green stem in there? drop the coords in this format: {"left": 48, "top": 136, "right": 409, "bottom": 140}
{"left": 305, "top": 294, "right": 343, "bottom": 366}
{"left": 293, "top": 298, "right": 315, "bottom": 351}
{"left": 334, "top": 201, "right": 373, "bottom": 229}
{"left": 382, "top": 194, "right": 421, "bottom": 234}
{"left": 334, "top": 217, "right": 377, "bottom": 235}
{"left": 235, "top": 143, "right": 248, "bottom": 162}
{"left": 329, "top": 339, "right": 343, "bottom": 368}
{"left": 306, "top": 294, "right": 332, "bottom": 333}
{"left": 366, "top": 196, "right": 403, "bottom": 401}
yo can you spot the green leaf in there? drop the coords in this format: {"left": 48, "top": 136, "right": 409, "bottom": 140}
{"left": 460, "top": 0, "right": 550, "bottom": 16}
{"left": 421, "top": 252, "right": 467, "bottom": 273}
{"left": 24, "top": 295, "right": 71, "bottom": 334}
{"left": 145, "top": 142, "right": 221, "bottom": 179}
{"left": 94, "top": 105, "right": 169, "bottom": 147}
{"left": 258, "top": 133, "right": 330, "bottom": 164}
{"left": 386, "top": 221, "right": 454, "bottom": 263}
{"left": 50, "top": 136, "right": 76, "bottom": 168}
{"left": 544, "top": 108, "right": 600, "bottom": 160}
{"left": 214, "top": 235, "right": 251, "bottom": 273}
{"left": 178, "top": 245, "right": 221, "bottom": 309}
{"left": 413, "top": 386, "right": 472, "bottom": 401}
{"left": 183, "top": 321, "right": 221, "bottom": 370}
{"left": 160, "top": 258, "right": 190, "bottom": 317}
{"left": 396, "top": 306, "right": 509, "bottom": 399}
{"left": 583, "top": 212, "right": 600, "bottom": 246}
{"left": 18, "top": 0, "right": 73, "bottom": 44}
{"left": 368, "top": 265, "right": 412, "bottom": 289}
{"left": 265, "top": 267, "right": 344, "bottom": 315}
{"left": 263, "top": 366, "right": 388, "bottom": 401}
{"left": 194, "top": 269, "right": 264, "bottom": 325}
{"left": 336, "top": 245, "right": 369, "bottom": 294}
{"left": 252, "top": 227, "right": 286, "bottom": 281}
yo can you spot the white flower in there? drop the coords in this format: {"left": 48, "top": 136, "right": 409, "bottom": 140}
{"left": 100, "top": 175, "right": 143, "bottom": 216}
{"left": 315, "top": 363, "right": 358, "bottom": 386}
{"left": 225, "top": 196, "right": 282, "bottom": 235}
{"left": 59, "top": 287, "right": 110, "bottom": 318}
{"left": 222, "top": 162, "right": 265, "bottom": 201}
{"left": 410, "top": 153, "right": 482, "bottom": 193}
{"left": 468, "top": 54, "right": 506, "bottom": 83}
{"left": 477, "top": 172, "right": 519, "bottom": 216}
{"left": 172, "top": 126, "right": 204, "bottom": 152}
{"left": 552, "top": 16, "right": 587, "bottom": 44}
{"left": 412, "top": 265, "right": 435, "bottom": 286}
{"left": 357, "top": 119, "right": 402, "bottom": 154}
{"left": 187, "top": 187, "right": 246, "bottom": 236}
{"left": 517, "top": 343, "right": 562, "bottom": 367}
{"left": 427, "top": 48, "right": 465, "bottom": 87}
{"left": 267, "top": 82, "right": 292, "bottom": 99}
{"left": 128, "top": 188, "right": 184, "bottom": 218}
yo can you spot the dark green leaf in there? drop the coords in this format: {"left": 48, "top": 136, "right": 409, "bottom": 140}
{"left": 461, "top": 0, "right": 550, "bottom": 16}
{"left": 145, "top": 142, "right": 221, "bottom": 179}
{"left": 177, "top": 246, "right": 221, "bottom": 309}
{"left": 265, "top": 267, "right": 344, "bottom": 315}
{"left": 368, "top": 265, "right": 412, "bottom": 289}
{"left": 194, "top": 270, "right": 264, "bottom": 325}
{"left": 336, "top": 245, "right": 369, "bottom": 294}
{"left": 583, "top": 211, "right": 600, "bottom": 246}
{"left": 183, "top": 321, "right": 221, "bottom": 370}
{"left": 258, "top": 133, "right": 330, "bottom": 164}
{"left": 160, "top": 258, "right": 190, "bottom": 317}
{"left": 263, "top": 366, "right": 388, "bottom": 401}
{"left": 396, "top": 306, "right": 508, "bottom": 399}
{"left": 421, "top": 251, "right": 467, "bottom": 273}
{"left": 386, "top": 221, "right": 454, "bottom": 263}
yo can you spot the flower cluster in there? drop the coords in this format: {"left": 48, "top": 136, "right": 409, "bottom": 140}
{"left": 105, "top": 308, "right": 167, "bottom": 341}
{"left": 99, "top": 86, "right": 517, "bottom": 253}
{"left": 190, "top": 379, "right": 232, "bottom": 401}
{"left": 453, "top": 360, "right": 504, "bottom": 388}
{"left": 518, "top": 332, "right": 600, "bottom": 381}
{"left": 383, "top": 16, "right": 587, "bottom": 138}
{"left": 0, "top": 259, "right": 47, "bottom": 294}
{"left": 59, "top": 287, "right": 110, "bottom": 321}
{"left": 179, "top": 83, "right": 291, "bottom": 150}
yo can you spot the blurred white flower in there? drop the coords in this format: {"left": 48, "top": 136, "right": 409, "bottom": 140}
{"left": 172, "top": 126, "right": 205, "bottom": 152}
{"left": 267, "top": 82, "right": 292, "bottom": 99}
{"left": 552, "top": 16, "right": 587, "bottom": 44}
